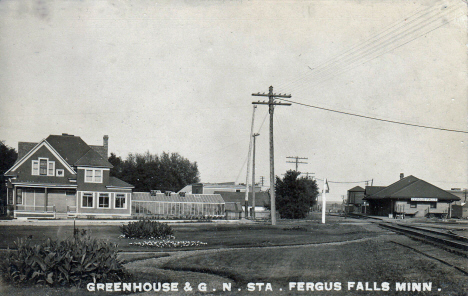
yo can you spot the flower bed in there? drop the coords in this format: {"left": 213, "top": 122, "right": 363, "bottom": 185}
{"left": 129, "top": 240, "right": 208, "bottom": 248}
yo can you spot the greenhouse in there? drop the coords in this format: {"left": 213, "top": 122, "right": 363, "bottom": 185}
{"left": 132, "top": 192, "right": 225, "bottom": 218}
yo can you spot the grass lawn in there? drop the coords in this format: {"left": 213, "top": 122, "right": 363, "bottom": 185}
{"left": 1, "top": 215, "right": 467, "bottom": 295}
{"left": 0, "top": 216, "right": 381, "bottom": 252}
{"left": 161, "top": 236, "right": 468, "bottom": 295}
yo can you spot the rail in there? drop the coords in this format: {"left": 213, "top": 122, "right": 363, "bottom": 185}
{"left": 345, "top": 213, "right": 468, "bottom": 256}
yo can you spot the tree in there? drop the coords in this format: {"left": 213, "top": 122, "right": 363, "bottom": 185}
{"left": 108, "top": 152, "right": 123, "bottom": 177}
{"left": 0, "top": 141, "right": 18, "bottom": 206}
{"left": 108, "top": 151, "right": 200, "bottom": 192}
{"left": 274, "top": 170, "right": 319, "bottom": 219}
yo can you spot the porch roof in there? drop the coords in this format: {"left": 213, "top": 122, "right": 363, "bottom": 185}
{"left": 11, "top": 180, "right": 78, "bottom": 188}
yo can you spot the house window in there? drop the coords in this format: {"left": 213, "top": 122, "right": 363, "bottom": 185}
{"left": 85, "top": 170, "right": 93, "bottom": 182}
{"left": 82, "top": 193, "right": 93, "bottom": 208}
{"left": 48, "top": 161, "right": 55, "bottom": 176}
{"left": 95, "top": 170, "right": 102, "bottom": 183}
{"left": 410, "top": 202, "right": 417, "bottom": 208}
{"left": 32, "top": 158, "right": 55, "bottom": 176}
{"left": 56, "top": 169, "right": 64, "bottom": 177}
{"left": 16, "top": 189, "right": 23, "bottom": 205}
{"left": 430, "top": 203, "right": 437, "bottom": 209}
{"left": 115, "top": 194, "right": 126, "bottom": 209}
{"left": 85, "top": 169, "right": 103, "bottom": 183}
{"left": 98, "top": 193, "right": 109, "bottom": 208}
{"left": 40, "top": 159, "right": 48, "bottom": 175}
{"left": 32, "top": 160, "right": 39, "bottom": 175}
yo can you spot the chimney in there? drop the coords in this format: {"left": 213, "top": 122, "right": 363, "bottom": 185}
{"left": 103, "top": 135, "right": 109, "bottom": 158}
{"left": 400, "top": 173, "right": 404, "bottom": 180}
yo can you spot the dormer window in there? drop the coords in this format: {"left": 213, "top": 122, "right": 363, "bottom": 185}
{"left": 85, "top": 169, "right": 103, "bottom": 183}
{"left": 32, "top": 158, "right": 55, "bottom": 176}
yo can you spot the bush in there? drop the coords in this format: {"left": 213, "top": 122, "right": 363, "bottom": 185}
{"left": 120, "top": 219, "right": 174, "bottom": 239}
{"left": 1, "top": 232, "right": 125, "bottom": 287}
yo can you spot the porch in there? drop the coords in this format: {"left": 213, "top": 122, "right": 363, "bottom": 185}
{"left": 10, "top": 185, "right": 78, "bottom": 219}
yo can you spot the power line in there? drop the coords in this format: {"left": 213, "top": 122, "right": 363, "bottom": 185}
{"left": 276, "top": 2, "right": 444, "bottom": 90}
{"left": 314, "top": 178, "right": 372, "bottom": 184}
{"left": 295, "top": 7, "right": 463, "bottom": 95}
{"left": 277, "top": 98, "right": 468, "bottom": 134}
{"left": 286, "top": 156, "right": 308, "bottom": 171}
{"left": 276, "top": 3, "right": 465, "bottom": 100}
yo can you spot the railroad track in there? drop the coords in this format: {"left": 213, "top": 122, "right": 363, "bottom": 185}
{"left": 378, "top": 222, "right": 468, "bottom": 255}
{"left": 346, "top": 213, "right": 468, "bottom": 256}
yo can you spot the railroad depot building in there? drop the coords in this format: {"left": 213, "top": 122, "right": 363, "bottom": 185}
{"left": 364, "top": 175, "right": 460, "bottom": 218}
{"left": 4, "top": 134, "right": 134, "bottom": 218}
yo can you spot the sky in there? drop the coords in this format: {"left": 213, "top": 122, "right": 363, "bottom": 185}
{"left": 1, "top": 0, "right": 467, "bottom": 201}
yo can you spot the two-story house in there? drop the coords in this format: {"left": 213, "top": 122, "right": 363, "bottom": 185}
{"left": 4, "top": 134, "right": 133, "bottom": 219}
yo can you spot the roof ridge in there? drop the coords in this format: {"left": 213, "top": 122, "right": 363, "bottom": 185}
{"left": 388, "top": 179, "right": 422, "bottom": 197}
{"left": 74, "top": 147, "right": 113, "bottom": 168}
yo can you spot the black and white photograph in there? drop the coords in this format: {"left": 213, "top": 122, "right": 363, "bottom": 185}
{"left": 0, "top": 0, "right": 467, "bottom": 295}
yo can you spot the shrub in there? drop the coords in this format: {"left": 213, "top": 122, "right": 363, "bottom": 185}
{"left": 1, "top": 232, "right": 125, "bottom": 287}
{"left": 120, "top": 219, "right": 174, "bottom": 239}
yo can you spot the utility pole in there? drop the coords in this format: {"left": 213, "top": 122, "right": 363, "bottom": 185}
{"left": 244, "top": 105, "right": 257, "bottom": 219}
{"left": 302, "top": 172, "right": 315, "bottom": 180}
{"left": 286, "top": 156, "right": 308, "bottom": 171}
{"left": 253, "top": 86, "right": 291, "bottom": 225}
{"left": 252, "top": 133, "right": 260, "bottom": 219}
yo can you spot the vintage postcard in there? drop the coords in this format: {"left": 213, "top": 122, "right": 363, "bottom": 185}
{"left": 0, "top": 0, "right": 467, "bottom": 295}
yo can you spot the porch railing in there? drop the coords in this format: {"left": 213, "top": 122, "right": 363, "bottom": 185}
{"left": 15, "top": 205, "right": 56, "bottom": 213}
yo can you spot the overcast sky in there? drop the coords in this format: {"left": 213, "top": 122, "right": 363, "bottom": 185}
{"left": 1, "top": 0, "right": 467, "bottom": 201}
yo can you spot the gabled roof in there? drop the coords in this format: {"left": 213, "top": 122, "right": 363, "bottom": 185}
{"left": 348, "top": 186, "right": 365, "bottom": 192}
{"left": 6, "top": 134, "right": 113, "bottom": 176}
{"left": 46, "top": 134, "right": 112, "bottom": 168}
{"left": 365, "top": 186, "right": 386, "bottom": 196}
{"left": 75, "top": 148, "right": 112, "bottom": 168}
{"left": 46, "top": 135, "right": 91, "bottom": 165}
{"left": 89, "top": 145, "right": 107, "bottom": 159}
{"left": 17, "top": 142, "right": 38, "bottom": 160}
{"left": 5, "top": 140, "right": 76, "bottom": 175}
{"left": 366, "top": 176, "right": 460, "bottom": 201}
{"left": 107, "top": 177, "right": 134, "bottom": 188}
{"left": 367, "top": 176, "right": 420, "bottom": 199}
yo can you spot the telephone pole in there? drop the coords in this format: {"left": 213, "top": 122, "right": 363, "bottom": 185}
{"left": 301, "top": 172, "right": 315, "bottom": 180}
{"left": 252, "top": 133, "right": 260, "bottom": 219}
{"left": 253, "top": 86, "right": 291, "bottom": 225}
{"left": 286, "top": 156, "right": 308, "bottom": 171}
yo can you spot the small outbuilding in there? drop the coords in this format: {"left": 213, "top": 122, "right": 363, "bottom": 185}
{"left": 215, "top": 191, "right": 270, "bottom": 219}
